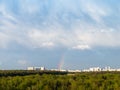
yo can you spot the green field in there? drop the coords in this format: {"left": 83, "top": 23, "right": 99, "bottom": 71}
{"left": 0, "top": 70, "right": 120, "bottom": 90}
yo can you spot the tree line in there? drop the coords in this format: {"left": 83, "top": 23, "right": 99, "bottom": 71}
{"left": 0, "top": 71, "right": 120, "bottom": 90}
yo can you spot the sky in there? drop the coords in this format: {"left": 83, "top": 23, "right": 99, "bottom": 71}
{"left": 0, "top": 0, "right": 120, "bottom": 70}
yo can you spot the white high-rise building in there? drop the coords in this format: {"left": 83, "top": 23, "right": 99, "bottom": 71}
{"left": 40, "top": 67, "right": 45, "bottom": 70}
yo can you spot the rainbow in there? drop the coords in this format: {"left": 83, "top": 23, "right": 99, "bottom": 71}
{"left": 58, "top": 54, "right": 65, "bottom": 71}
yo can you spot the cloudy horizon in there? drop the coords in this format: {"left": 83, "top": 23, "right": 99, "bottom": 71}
{"left": 0, "top": 0, "right": 120, "bottom": 70}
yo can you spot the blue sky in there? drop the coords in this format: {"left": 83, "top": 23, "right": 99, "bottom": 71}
{"left": 0, "top": 0, "right": 120, "bottom": 70}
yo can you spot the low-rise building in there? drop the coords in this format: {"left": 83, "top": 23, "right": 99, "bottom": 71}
{"left": 27, "top": 66, "right": 45, "bottom": 70}
{"left": 89, "top": 67, "right": 101, "bottom": 72}
{"left": 27, "top": 67, "right": 34, "bottom": 70}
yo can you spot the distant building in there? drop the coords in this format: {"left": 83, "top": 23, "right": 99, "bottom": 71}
{"left": 116, "top": 69, "right": 120, "bottom": 71}
{"left": 82, "top": 69, "right": 90, "bottom": 72}
{"left": 40, "top": 67, "right": 45, "bottom": 70}
{"left": 50, "top": 69, "right": 59, "bottom": 71}
{"left": 82, "top": 67, "right": 101, "bottom": 72}
{"left": 50, "top": 69, "right": 67, "bottom": 72}
{"left": 103, "top": 66, "right": 111, "bottom": 71}
{"left": 68, "top": 70, "right": 81, "bottom": 72}
{"left": 89, "top": 67, "right": 101, "bottom": 72}
{"left": 27, "top": 67, "right": 45, "bottom": 70}
{"left": 27, "top": 67, "right": 34, "bottom": 70}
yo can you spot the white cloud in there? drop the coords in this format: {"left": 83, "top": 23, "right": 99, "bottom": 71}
{"left": 41, "top": 42, "right": 55, "bottom": 47}
{"left": 0, "top": 4, "right": 17, "bottom": 22}
{"left": 80, "top": 0, "right": 110, "bottom": 23}
{"left": 0, "top": 32, "right": 11, "bottom": 48}
{"left": 72, "top": 45, "right": 91, "bottom": 50}
{"left": 0, "top": 0, "right": 120, "bottom": 50}
{"left": 1, "top": 20, "right": 120, "bottom": 50}
{"left": 26, "top": 29, "right": 58, "bottom": 48}
{"left": 19, "top": 0, "right": 40, "bottom": 14}
{"left": 74, "top": 24, "right": 120, "bottom": 48}
{"left": 17, "top": 60, "right": 28, "bottom": 66}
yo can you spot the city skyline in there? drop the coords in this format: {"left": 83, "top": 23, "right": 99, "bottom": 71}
{"left": 0, "top": 0, "right": 120, "bottom": 70}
